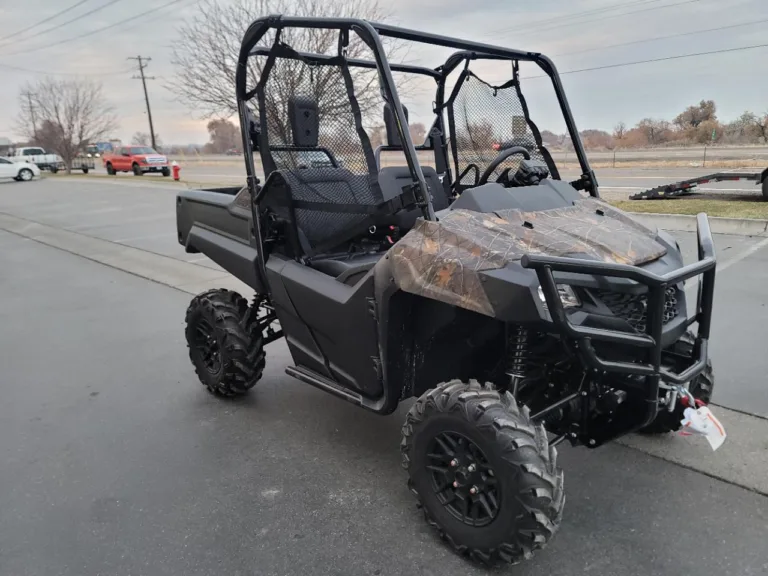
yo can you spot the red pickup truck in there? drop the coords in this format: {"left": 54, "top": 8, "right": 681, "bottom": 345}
{"left": 103, "top": 146, "right": 170, "bottom": 177}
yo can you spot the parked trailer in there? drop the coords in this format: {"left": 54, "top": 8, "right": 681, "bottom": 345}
{"left": 630, "top": 167, "right": 768, "bottom": 200}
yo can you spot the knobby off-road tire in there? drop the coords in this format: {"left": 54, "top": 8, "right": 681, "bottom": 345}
{"left": 185, "top": 289, "right": 265, "bottom": 396}
{"left": 401, "top": 380, "right": 564, "bottom": 566}
{"left": 641, "top": 331, "right": 715, "bottom": 434}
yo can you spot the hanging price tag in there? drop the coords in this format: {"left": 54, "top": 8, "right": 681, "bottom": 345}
{"left": 680, "top": 406, "right": 726, "bottom": 451}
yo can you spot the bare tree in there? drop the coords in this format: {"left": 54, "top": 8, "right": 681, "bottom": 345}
{"left": 132, "top": 132, "right": 163, "bottom": 149}
{"left": 743, "top": 111, "right": 768, "bottom": 143}
{"left": 132, "top": 132, "right": 150, "bottom": 145}
{"left": 612, "top": 121, "right": 626, "bottom": 141}
{"left": 16, "top": 78, "right": 117, "bottom": 173}
{"left": 206, "top": 118, "right": 240, "bottom": 154}
{"left": 673, "top": 100, "right": 717, "bottom": 131}
{"left": 169, "top": 0, "right": 409, "bottom": 133}
{"left": 636, "top": 118, "right": 671, "bottom": 146}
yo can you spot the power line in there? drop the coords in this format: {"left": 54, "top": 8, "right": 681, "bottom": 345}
{"left": 0, "top": 62, "right": 132, "bottom": 77}
{"left": 0, "top": 0, "right": 191, "bottom": 58}
{"left": 488, "top": 0, "right": 665, "bottom": 36}
{"left": 522, "top": 41, "right": 768, "bottom": 80}
{"left": 129, "top": 56, "right": 158, "bottom": 150}
{"left": 0, "top": 0, "right": 93, "bottom": 43}
{"left": 491, "top": 0, "right": 701, "bottom": 39}
{"left": 553, "top": 16, "right": 768, "bottom": 57}
{"left": 0, "top": 0, "right": 124, "bottom": 49}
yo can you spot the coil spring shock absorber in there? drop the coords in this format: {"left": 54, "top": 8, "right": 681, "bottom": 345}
{"left": 506, "top": 324, "right": 529, "bottom": 397}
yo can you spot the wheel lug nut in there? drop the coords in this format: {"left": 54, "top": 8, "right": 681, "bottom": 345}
{"left": 467, "top": 464, "right": 476, "bottom": 472}
{"left": 470, "top": 486, "right": 478, "bottom": 495}
{"left": 453, "top": 481, "right": 459, "bottom": 488}
{"left": 450, "top": 459, "right": 458, "bottom": 467}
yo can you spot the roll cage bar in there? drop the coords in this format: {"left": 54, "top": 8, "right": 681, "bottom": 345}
{"left": 236, "top": 15, "right": 598, "bottom": 284}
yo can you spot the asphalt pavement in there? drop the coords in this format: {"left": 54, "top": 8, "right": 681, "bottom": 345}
{"left": 1, "top": 176, "right": 768, "bottom": 576}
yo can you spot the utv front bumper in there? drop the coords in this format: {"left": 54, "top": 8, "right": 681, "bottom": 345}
{"left": 522, "top": 214, "right": 715, "bottom": 422}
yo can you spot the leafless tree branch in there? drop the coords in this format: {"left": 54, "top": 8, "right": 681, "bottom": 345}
{"left": 16, "top": 78, "right": 118, "bottom": 173}
{"left": 168, "top": 0, "right": 412, "bottom": 129}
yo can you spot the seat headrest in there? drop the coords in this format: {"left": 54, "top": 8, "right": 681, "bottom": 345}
{"left": 384, "top": 103, "right": 409, "bottom": 147}
{"left": 289, "top": 96, "right": 319, "bottom": 147}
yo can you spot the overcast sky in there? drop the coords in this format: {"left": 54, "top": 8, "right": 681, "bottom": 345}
{"left": 1, "top": 0, "right": 767, "bottom": 145}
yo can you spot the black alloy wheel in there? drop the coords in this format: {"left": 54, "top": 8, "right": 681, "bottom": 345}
{"left": 426, "top": 431, "right": 500, "bottom": 527}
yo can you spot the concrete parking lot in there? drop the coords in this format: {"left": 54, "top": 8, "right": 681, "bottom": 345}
{"left": 1, "top": 176, "right": 768, "bottom": 576}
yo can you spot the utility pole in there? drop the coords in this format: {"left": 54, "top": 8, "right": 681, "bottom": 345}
{"left": 21, "top": 90, "right": 38, "bottom": 143}
{"left": 128, "top": 56, "right": 157, "bottom": 149}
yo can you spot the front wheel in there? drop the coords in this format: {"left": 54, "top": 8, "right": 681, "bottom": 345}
{"left": 49, "top": 166, "right": 58, "bottom": 174}
{"left": 185, "top": 289, "right": 265, "bottom": 396}
{"left": 162, "top": 167, "right": 171, "bottom": 177}
{"left": 82, "top": 167, "right": 89, "bottom": 174}
{"left": 401, "top": 380, "right": 564, "bottom": 566}
{"left": 17, "top": 168, "right": 34, "bottom": 182}
{"left": 762, "top": 177, "right": 768, "bottom": 200}
{"left": 132, "top": 163, "right": 143, "bottom": 176}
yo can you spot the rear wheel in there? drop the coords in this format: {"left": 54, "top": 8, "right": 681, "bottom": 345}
{"left": 132, "top": 163, "right": 143, "bottom": 176}
{"left": 50, "top": 166, "right": 58, "bottom": 174}
{"left": 17, "top": 168, "right": 33, "bottom": 182}
{"left": 401, "top": 380, "right": 564, "bottom": 566}
{"left": 762, "top": 177, "right": 768, "bottom": 200}
{"left": 641, "top": 331, "right": 714, "bottom": 434}
{"left": 82, "top": 167, "right": 89, "bottom": 174}
{"left": 185, "top": 289, "right": 265, "bottom": 396}
{"left": 106, "top": 163, "right": 115, "bottom": 175}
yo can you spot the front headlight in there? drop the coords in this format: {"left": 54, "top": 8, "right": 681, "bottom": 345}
{"left": 537, "top": 284, "right": 581, "bottom": 309}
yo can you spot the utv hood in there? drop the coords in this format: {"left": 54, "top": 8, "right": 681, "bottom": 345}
{"left": 391, "top": 198, "right": 666, "bottom": 316}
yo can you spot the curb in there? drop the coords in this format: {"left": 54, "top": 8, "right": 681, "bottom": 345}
{"left": 629, "top": 212, "right": 768, "bottom": 237}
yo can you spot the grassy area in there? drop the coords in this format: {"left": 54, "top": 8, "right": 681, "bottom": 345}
{"left": 612, "top": 198, "right": 768, "bottom": 219}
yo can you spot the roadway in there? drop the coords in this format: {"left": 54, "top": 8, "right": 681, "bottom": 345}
{"left": 1, "top": 176, "right": 767, "bottom": 576}
{"left": 156, "top": 161, "right": 768, "bottom": 201}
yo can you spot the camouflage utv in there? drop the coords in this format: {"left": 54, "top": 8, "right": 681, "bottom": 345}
{"left": 176, "top": 15, "right": 719, "bottom": 566}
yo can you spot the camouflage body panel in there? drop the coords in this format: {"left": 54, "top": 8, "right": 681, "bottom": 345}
{"left": 390, "top": 198, "right": 666, "bottom": 316}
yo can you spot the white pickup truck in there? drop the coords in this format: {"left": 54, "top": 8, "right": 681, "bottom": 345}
{"left": 6, "top": 147, "right": 64, "bottom": 173}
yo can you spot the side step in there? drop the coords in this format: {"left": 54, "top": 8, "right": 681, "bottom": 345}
{"left": 285, "top": 366, "right": 363, "bottom": 407}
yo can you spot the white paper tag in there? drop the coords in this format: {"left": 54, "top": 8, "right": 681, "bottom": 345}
{"left": 680, "top": 406, "right": 727, "bottom": 451}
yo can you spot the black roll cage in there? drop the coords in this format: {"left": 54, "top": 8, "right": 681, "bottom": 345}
{"left": 236, "top": 16, "right": 596, "bottom": 208}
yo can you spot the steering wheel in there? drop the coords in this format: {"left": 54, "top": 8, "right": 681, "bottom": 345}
{"left": 478, "top": 146, "right": 531, "bottom": 185}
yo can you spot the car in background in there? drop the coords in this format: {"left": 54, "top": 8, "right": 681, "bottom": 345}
{"left": 0, "top": 157, "right": 41, "bottom": 182}
{"left": 102, "top": 146, "right": 170, "bottom": 177}
{"left": 6, "top": 146, "right": 63, "bottom": 173}
{"left": 85, "top": 142, "right": 116, "bottom": 158}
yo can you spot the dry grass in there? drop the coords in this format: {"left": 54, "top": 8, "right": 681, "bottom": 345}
{"left": 612, "top": 198, "right": 768, "bottom": 219}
